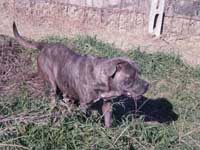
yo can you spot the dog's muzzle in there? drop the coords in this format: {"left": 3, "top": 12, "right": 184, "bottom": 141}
{"left": 127, "top": 81, "right": 149, "bottom": 100}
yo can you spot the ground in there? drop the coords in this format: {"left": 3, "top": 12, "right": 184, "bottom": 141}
{"left": 0, "top": 35, "right": 200, "bottom": 150}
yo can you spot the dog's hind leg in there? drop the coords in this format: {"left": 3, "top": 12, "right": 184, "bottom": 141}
{"left": 48, "top": 75, "right": 59, "bottom": 110}
{"left": 48, "top": 76, "right": 64, "bottom": 124}
{"left": 38, "top": 56, "right": 60, "bottom": 109}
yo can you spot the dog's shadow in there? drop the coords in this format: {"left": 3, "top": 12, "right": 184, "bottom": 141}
{"left": 91, "top": 96, "right": 178, "bottom": 125}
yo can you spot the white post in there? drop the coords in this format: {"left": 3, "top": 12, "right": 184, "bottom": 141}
{"left": 148, "top": 0, "right": 165, "bottom": 37}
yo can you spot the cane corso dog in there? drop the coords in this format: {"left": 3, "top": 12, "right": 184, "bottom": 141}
{"left": 13, "top": 22, "right": 149, "bottom": 127}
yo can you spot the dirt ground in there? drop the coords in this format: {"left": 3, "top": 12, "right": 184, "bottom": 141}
{"left": 127, "top": 34, "right": 200, "bottom": 66}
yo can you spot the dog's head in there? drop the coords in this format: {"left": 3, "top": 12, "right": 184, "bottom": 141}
{"left": 97, "top": 57, "right": 149, "bottom": 100}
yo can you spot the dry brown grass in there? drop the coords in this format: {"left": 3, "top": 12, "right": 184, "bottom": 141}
{"left": 0, "top": 35, "right": 45, "bottom": 98}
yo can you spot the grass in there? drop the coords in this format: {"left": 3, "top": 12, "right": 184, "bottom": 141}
{"left": 0, "top": 35, "right": 200, "bottom": 150}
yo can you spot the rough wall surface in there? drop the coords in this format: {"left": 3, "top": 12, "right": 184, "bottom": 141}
{"left": 0, "top": 0, "right": 200, "bottom": 65}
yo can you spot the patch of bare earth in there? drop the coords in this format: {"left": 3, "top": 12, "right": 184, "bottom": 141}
{"left": 0, "top": 35, "right": 45, "bottom": 98}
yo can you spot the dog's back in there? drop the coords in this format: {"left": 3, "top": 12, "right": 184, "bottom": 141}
{"left": 13, "top": 22, "right": 105, "bottom": 104}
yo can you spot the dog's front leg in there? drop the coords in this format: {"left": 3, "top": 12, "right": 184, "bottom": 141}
{"left": 102, "top": 101, "right": 112, "bottom": 128}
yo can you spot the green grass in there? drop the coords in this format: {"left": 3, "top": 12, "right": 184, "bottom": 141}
{"left": 0, "top": 35, "right": 200, "bottom": 150}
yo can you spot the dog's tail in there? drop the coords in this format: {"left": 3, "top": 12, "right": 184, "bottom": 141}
{"left": 13, "top": 22, "right": 41, "bottom": 49}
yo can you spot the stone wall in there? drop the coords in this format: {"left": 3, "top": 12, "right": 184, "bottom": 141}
{"left": 0, "top": 0, "right": 200, "bottom": 65}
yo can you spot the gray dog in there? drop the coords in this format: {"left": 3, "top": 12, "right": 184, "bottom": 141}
{"left": 13, "top": 22, "right": 149, "bottom": 127}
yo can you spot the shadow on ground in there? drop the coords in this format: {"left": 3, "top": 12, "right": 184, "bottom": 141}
{"left": 91, "top": 96, "right": 178, "bottom": 125}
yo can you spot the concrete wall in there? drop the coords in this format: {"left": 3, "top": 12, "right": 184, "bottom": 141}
{"left": 1, "top": 0, "right": 200, "bottom": 65}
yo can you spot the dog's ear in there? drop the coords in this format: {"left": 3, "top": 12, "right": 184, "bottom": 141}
{"left": 103, "top": 58, "right": 127, "bottom": 78}
{"left": 95, "top": 57, "right": 140, "bottom": 87}
{"left": 122, "top": 57, "right": 141, "bottom": 74}
{"left": 102, "top": 57, "right": 141, "bottom": 77}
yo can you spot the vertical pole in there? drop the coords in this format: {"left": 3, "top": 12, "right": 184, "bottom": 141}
{"left": 148, "top": 0, "right": 165, "bottom": 37}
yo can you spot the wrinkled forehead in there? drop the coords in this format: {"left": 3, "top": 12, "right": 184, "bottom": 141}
{"left": 121, "top": 63, "right": 137, "bottom": 75}
{"left": 113, "top": 62, "right": 140, "bottom": 83}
